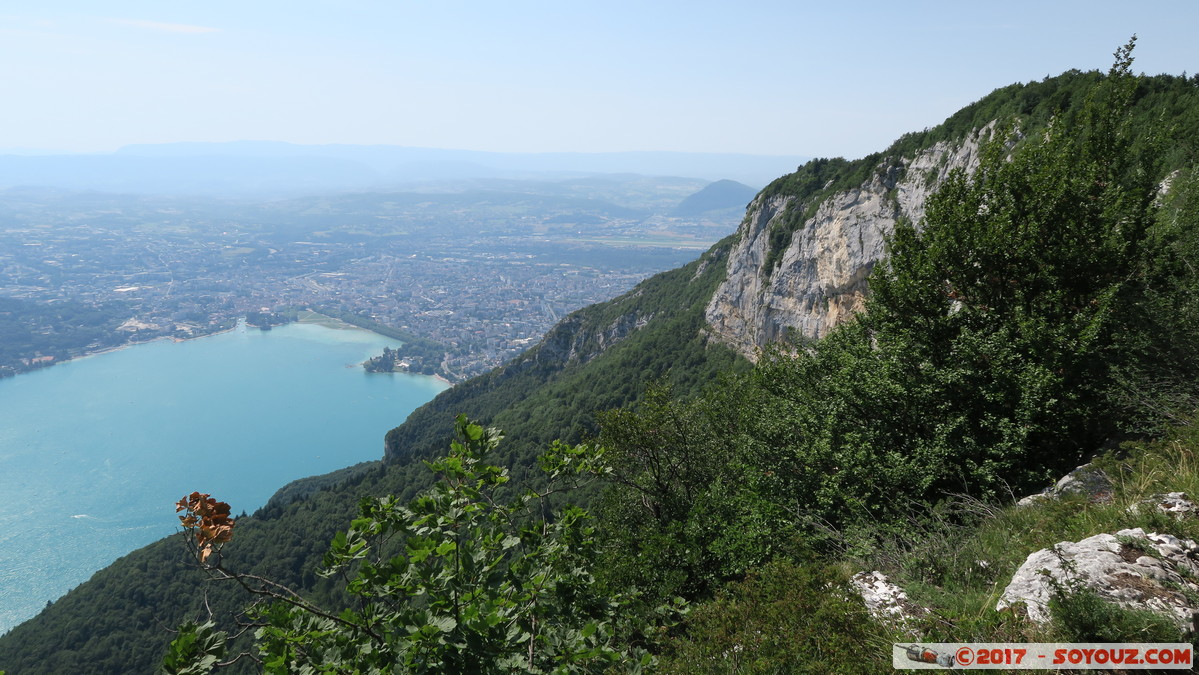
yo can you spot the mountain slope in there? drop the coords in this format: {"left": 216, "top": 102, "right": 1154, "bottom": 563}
{"left": 3, "top": 67, "right": 1197, "bottom": 673}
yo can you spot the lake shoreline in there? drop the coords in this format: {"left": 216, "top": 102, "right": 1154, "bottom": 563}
{"left": 0, "top": 320, "right": 450, "bottom": 634}
{"left": 14, "top": 310, "right": 458, "bottom": 387}
{"left": 73, "top": 323, "right": 241, "bottom": 361}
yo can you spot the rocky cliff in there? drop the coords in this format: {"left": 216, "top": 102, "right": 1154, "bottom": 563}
{"left": 705, "top": 124, "right": 994, "bottom": 359}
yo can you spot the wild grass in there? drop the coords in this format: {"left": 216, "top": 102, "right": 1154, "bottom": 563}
{"left": 852, "top": 418, "right": 1199, "bottom": 647}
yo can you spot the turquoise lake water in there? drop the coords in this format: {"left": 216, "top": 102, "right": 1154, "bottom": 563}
{"left": 0, "top": 321, "right": 449, "bottom": 633}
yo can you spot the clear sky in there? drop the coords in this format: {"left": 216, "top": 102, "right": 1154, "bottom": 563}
{"left": 1, "top": 1, "right": 1195, "bottom": 160}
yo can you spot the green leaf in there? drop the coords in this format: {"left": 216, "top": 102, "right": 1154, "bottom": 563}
{"left": 466, "top": 423, "right": 484, "bottom": 441}
{"left": 329, "top": 531, "right": 346, "bottom": 551}
{"left": 161, "top": 621, "right": 227, "bottom": 675}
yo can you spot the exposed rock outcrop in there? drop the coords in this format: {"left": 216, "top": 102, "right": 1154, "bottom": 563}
{"left": 997, "top": 528, "right": 1199, "bottom": 631}
{"left": 530, "top": 305, "right": 653, "bottom": 369}
{"left": 1149, "top": 493, "right": 1199, "bottom": 519}
{"left": 1127, "top": 492, "right": 1199, "bottom": 519}
{"left": 705, "top": 125, "right": 993, "bottom": 360}
{"left": 851, "top": 570, "right": 925, "bottom": 633}
{"left": 1018, "top": 463, "right": 1115, "bottom": 506}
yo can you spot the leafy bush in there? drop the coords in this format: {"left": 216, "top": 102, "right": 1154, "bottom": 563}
{"left": 594, "top": 379, "right": 801, "bottom": 606}
{"left": 165, "top": 416, "right": 670, "bottom": 673}
{"left": 658, "top": 559, "right": 889, "bottom": 674}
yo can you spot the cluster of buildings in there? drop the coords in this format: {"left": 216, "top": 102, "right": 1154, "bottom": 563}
{"left": 0, "top": 199, "right": 714, "bottom": 380}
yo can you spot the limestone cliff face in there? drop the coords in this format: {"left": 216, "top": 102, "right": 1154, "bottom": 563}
{"left": 527, "top": 305, "right": 653, "bottom": 369}
{"left": 705, "top": 126, "right": 993, "bottom": 359}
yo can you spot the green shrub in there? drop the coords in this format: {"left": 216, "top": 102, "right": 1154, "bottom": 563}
{"left": 659, "top": 559, "right": 890, "bottom": 674}
{"left": 1049, "top": 580, "right": 1184, "bottom": 644}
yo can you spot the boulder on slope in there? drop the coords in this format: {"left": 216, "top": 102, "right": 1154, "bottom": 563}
{"left": 996, "top": 528, "right": 1199, "bottom": 632}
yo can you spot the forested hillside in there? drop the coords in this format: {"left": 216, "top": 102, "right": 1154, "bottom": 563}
{"left": 3, "top": 46, "right": 1199, "bottom": 673}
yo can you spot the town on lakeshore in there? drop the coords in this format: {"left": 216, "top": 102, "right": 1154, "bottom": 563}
{"left": 0, "top": 178, "right": 745, "bottom": 381}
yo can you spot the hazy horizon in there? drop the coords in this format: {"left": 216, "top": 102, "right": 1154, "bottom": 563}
{"left": 0, "top": 143, "right": 807, "bottom": 195}
{"left": 1, "top": 140, "right": 806, "bottom": 160}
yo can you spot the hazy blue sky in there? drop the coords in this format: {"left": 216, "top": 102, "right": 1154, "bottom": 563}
{"left": 1, "top": 1, "right": 1195, "bottom": 159}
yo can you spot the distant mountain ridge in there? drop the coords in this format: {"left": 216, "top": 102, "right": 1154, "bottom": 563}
{"left": 671, "top": 179, "right": 758, "bottom": 216}
{"left": 0, "top": 142, "right": 808, "bottom": 195}
{"left": 116, "top": 142, "right": 807, "bottom": 185}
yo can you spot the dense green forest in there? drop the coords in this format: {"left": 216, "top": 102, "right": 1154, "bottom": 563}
{"left": 4, "top": 47, "right": 1199, "bottom": 673}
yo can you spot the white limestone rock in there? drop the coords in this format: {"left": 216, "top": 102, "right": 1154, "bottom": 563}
{"left": 705, "top": 124, "right": 994, "bottom": 360}
{"left": 851, "top": 570, "right": 924, "bottom": 632}
{"left": 997, "top": 528, "right": 1199, "bottom": 631}
{"left": 1016, "top": 492, "right": 1052, "bottom": 508}
{"left": 1053, "top": 464, "right": 1114, "bottom": 502}
{"left": 1016, "top": 463, "right": 1113, "bottom": 506}
{"left": 1153, "top": 492, "right": 1198, "bottom": 518}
